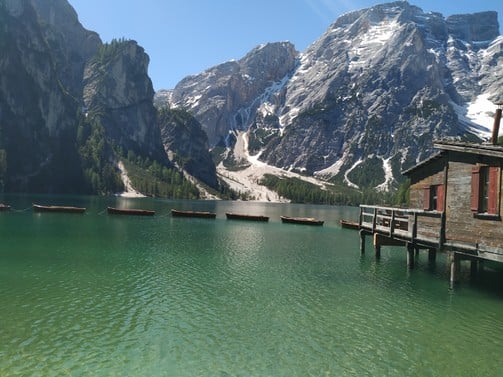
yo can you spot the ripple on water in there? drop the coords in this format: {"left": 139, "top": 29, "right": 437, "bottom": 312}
{"left": 1, "top": 202, "right": 503, "bottom": 376}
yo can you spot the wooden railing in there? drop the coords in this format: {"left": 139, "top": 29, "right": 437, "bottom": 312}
{"left": 359, "top": 205, "right": 445, "bottom": 248}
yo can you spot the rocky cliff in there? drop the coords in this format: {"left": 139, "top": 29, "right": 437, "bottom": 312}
{"left": 82, "top": 39, "right": 166, "bottom": 162}
{"left": 158, "top": 108, "right": 218, "bottom": 188}
{"left": 0, "top": 0, "right": 196, "bottom": 195}
{"left": 158, "top": 1, "right": 502, "bottom": 191}
{"left": 164, "top": 42, "right": 298, "bottom": 146}
{"left": 0, "top": 0, "right": 90, "bottom": 192}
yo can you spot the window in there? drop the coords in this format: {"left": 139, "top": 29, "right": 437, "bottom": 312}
{"left": 471, "top": 166, "right": 500, "bottom": 215}
{"left": 423, "top": 184, "right": 444, "bottom": 211}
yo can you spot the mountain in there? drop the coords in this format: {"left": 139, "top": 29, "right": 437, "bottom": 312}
{"left": 2, "top": 0, "right": 501, "bottom": 201}
{"left": 0, "top": 0, "right": 95, "bottom": 192}
{"left": 0, "top": 0, "right": 205, "bottom": 196}
{"left": 159, "top": 1, "right": 502, "bottom": 192}
{"left": 162, "top": 41, "right": 298, "bottom": 146}
{"left": 158, "top": 107, "right": 218, "bottom": 188}
{"left": 82, "top": 39, "right": 167, "bottom": 162}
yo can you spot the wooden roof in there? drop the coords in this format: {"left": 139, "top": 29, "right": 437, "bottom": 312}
{"left": 402, "top": 140, "right": 503, "bottom": 176}
{"left": 433, "top": 140, "right": 503, "bottom": 158}
{"left": 401, "top": 151, "right": 445, "bottom": 176}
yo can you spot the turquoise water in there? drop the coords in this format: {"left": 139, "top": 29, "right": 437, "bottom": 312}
{"left": 0, "top": 195, "right": 502, "bottom": 376}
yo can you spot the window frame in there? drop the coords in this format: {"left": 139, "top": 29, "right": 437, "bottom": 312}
{"left": 423, "top": 184, "right": 444, "bottom": 212}
{"left": 470, "top": 165, "right": 500, "bottom": 218}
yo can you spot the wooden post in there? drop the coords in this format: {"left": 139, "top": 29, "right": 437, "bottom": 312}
{"left": 373, "top": 233, "right": 381, "bottom": 258}
{"left": 412, "top": 213, "right": 418, "bottom": 242}
{"left": 407, "top": 243, "right": 415, "bottom": 268}
{"left": 450, "top": 252, "right": 460, "bottom": 286}
{"left": 389, "top": 210, "right": 395, "bottom": 237}
{"left": 470, "top": 259, "right": 478, "bottom": 276}
{"left": 372, "top": 208, "right": 378, "bottom": 231}
{"left": 359, "top": 230, "right": 366, "bottom": 255}
{"left": 440, "top": 212, "right": 446, "bottom": 251}
{"left": 428, "top": 248, "right": 437, "bottom": 262}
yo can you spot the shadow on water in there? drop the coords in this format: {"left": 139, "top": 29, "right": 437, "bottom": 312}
{"left": 358, "top": 242, "right": 503, "bottom": 299}
{"left": 463, "top": 265, "right": 503, "bottom": 299}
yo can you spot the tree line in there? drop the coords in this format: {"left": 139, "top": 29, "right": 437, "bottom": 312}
{"left": 259, "top": 174, "right": 407, "bottom": 207}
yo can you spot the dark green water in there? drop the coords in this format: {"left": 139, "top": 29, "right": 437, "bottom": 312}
{"left": 0, "top": 195, "right": 502, "bottom": 376}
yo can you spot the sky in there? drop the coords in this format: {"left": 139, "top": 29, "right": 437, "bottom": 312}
{"left": 68, "top": 0, "right": 503, "bottom": 91}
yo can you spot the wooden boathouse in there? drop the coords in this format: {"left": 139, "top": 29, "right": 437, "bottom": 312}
{"left": 358, "top": 104, "right": 503, "bottom": 284}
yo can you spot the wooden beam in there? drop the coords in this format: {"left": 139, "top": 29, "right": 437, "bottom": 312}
{"left": 373, "top": 233, "right": 406, "bottom": 247}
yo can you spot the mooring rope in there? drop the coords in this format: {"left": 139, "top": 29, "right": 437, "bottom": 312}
{"left": 11, "top": 206, "right": 32, "bottom": 213}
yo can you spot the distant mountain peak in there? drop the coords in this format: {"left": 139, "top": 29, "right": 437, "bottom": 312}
{"left": 157, "top": 1, "right": 502, "bottom": 192}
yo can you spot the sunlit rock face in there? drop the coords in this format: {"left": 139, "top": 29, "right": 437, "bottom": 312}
{"left": 82, "top": 40, "right": 166, "bottom": 161}
{"left": 163, "top": 42, "right": 298, "bottom": 146}
{"left": 159, "top": 1, "right": 502, "bottom": 189}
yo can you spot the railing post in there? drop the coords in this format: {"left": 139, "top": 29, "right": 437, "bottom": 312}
{"left": 412, "top": 213, "right": 418, "bottom": 242}
{"left": 389, "top": 210, "right": 395, "bottom": 237}
{"left": 372, "top": 208, "right": 377, "bottom": 231}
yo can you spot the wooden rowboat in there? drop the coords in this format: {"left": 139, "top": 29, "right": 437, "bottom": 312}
{"left": 33, "top": 203, "right": 86, "bottom": 214}
{"left": 0, "top": 203, "right": 11, "bottom": 211}
{"left": 171, "top": 209, "right": 216, "bottom": 219}
{"left": 280, "top": 216, "right": 324, "bottom": 226}
{"left": 225, "top": 212, "right": 269, "bottom": 222}
{"left": 107, "top": 207, "right": 155, "bottom": 216}
{"left": 340, "top": 219, "right": 360, "bottom": 230}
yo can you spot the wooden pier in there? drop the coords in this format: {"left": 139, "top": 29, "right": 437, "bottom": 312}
{"left": 358, "top": 106, "right": 503, "bottom": 286}
{"left": 358, "top": 205, "right": 498, "bottom": 286}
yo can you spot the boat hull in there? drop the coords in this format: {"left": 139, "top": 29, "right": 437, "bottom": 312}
{"left": 171, "top": 209, "right": 216, "bottom": 219}
{"left": 0, "top": 203, "right": 11, "bottom": 211}
{"left": 33, "top": 204, "right": 86, "bottom": 214}
{"left": 340, "top": 220, "right": 360, "bottom": 230}
{"left": 225, "top": 213, "right": 269, "bottom": 222}
{"left": 280, "top": 216, "right": 324, "bottom": 226}
{"left": 107, "top": 207, "right": 155, "bottom": 216}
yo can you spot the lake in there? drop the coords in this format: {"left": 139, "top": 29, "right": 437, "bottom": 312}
{"left": 0, "top": 195, "right": 502, "bottom": 376}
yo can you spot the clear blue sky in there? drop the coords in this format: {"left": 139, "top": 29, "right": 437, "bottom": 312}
{"left": 68, "top": 0, "right": 502, "bottom": 91}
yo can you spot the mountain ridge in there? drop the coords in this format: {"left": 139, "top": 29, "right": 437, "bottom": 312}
{"left": 1, "top": 0, "right": 501, "bottom": 201}
{"left": 156, "top": 1, "right": 502, "bottom": 192}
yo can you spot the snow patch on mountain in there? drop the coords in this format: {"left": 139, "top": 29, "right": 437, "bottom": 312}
{"left": 349, "top": 20, "right": 401, "bottom": 73}
{"left": 375, "top": 156, "right": 395, "bottom": 192}
{"left": 344, "top": 159, "right": 363, "bottom": 189}
{"left": 217, "top": 132, "right": 332, "bottom": 202}
{"left": 452, "top": 93, "right": 495, "bottom": 138}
